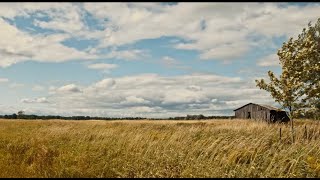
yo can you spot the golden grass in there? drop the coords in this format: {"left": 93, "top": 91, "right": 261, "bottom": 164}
{"left": 0, "top": 118, "right": 319, "bottom": 178}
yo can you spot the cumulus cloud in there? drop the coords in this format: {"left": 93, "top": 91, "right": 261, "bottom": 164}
{"left": 160, "top": 56, "right": 190, "bottom": 70}
{"left": 83, "top": 3, "right": 320, "bottom": 61}
{"left": 32, "top": 5, "right": 85, "bottom": 35}
{"left": 21, "top": 97, "right": 49, "bottom": 103}
{"left": 120, "top": 96, "right": 150, "bottom": 106}
{"left": 257, "top": 54, "right": 280, "bottom": 67}
{"left": 162, "top": 56, "right": 178, "bottom": 65}
{"left": 0, "top": 78, "right": 9, "bottom": 83}
{"left": 92, "top": 78, "right": 116, "bottom": 89}
{"left": 199, "top": 42, "right": 250, "bottom": 60}
{"left": 128, "top": 106, "right": 161, "bottom": 113}
{"left": 56, "top": 84, "right": 82, "bottom": 93}
{"left": 32, "top": 85, "right": 45, "bottom": 91}
{"left": 0, "top": 3, "right": 319, "bottom": 66}
{"left": 0, "top": 18, "right": 99, "bottom": 68}
{"left": 20, "top": 73, "right": 276, "bottom": 117}
{"left": 186, "top": 85, "right": 202, "bottom": 92}
{"left": 87, "top": 63, "right": 118, "bottom": 72}
{"left": 106, "top": 49, "right": 147, "bottom": 60}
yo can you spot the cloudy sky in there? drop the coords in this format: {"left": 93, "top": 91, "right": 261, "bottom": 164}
{"left": 0, "top": 2, "right": 319, "bottom": 118}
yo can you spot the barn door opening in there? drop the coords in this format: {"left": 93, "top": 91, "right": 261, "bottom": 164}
{"left": 270, "top": 110, "right": 276, "bottom": 123}
{"left": 247, "top": 112, "right": 251, "bottom": 119}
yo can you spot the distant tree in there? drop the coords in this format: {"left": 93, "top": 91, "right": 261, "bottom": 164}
{"left": 11, "top": 113, "right": 17, "bottom": 119}
{"left": 17, "top": 111, "right": 25, "bottom": 119}
{"left": 17, "top": 111, "right": 24, "bottom": 116}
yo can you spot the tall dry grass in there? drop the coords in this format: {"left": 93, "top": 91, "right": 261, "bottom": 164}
{"left": 0, "top": 119, "right": 319, "bottom": 178}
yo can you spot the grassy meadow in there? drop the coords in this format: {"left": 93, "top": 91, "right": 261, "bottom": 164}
{"left": 0, "top": 119, "right": 320, "bottom": 178}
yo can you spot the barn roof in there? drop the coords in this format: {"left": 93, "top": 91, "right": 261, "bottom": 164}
{"left": 233, "top": 103, "right": 283, "bottom": 111}
{"left": 259, "top": 104, "right": 283, "bottom": 111}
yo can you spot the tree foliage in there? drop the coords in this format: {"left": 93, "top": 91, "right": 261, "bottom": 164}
{"left": 256, "top": 18, "right": 320, "bottom": 119}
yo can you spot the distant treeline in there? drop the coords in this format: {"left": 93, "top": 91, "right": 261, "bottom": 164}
{"left": 0, "top": 114, "right": 146, "bottom": 120}
{"left": 168, "top": 114, "right": 235, "bottom": 120}
{"left": 0, "top": 113, "right": 235, "bottom": 120}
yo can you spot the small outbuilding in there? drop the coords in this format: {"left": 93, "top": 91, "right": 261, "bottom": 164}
{"left": 233, "top": 103, "right": 290, "bottom": 123}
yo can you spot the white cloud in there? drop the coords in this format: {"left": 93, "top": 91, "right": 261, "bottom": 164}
{"left": 160, "top": 56, "right": 190, "bottom": 70}
{"left": 18, "top": 73, "right": 277, "bottom": 117}
{"left": 0, "top": 18, "right": 99, "bottom": 68}
{"left": 162, "top": 56, "right": 179, "bottom": 66}
{"left": 0, "top": 3, "right": 103, "bottom": 39}
{"left": 199, "top": 42, "right": 250, "bottom": 60}
{"left": 56, "top": 84, "right": 82, "bottom": 93}
{"left": 211, "top": 98, "right": 218, "bottom": 103}
{"left": 186, "top": 85, "right": 202, "bottom": 91}
{"left": 0, "top": 78, "right": 9, "bottom": 83}
{"left": 92, "top": 78, "right": 116, "bottom": 89}
{"left": 107, "top": 49, "right": 147, "bottom": 60}
{"left": 85, "top": 3, "right": 251, "bottom": 60}
{"left": 120, "top": 96, "right": 150, "bottom": 105}
{"left": 21, "top": 97, "right": 49, "bottom": 104}
{"left": 257, "top": 54, "right": 280, "bottom": 67}
{"left": 243, "top": 3, "right": 320, "bottom": 38}
{"left": 87, "top": 63, "right": 118, "bottom": 71}
{"left": 33, "top": 5, "right": 84, "bottom": 34}
{"left": 128, "top": 106, "right": 161, "bottom": 113}
{"left": 161, "top": 88, "right": 209, "bottom": 105}
{"left": 32, "top": 85, "right": 45, "bottom": 91}
{"left": 83, "top": 3, "right": 320, "bottom": 61}
{"left": 0, "top": 3, "right": 319, "bottom": 66}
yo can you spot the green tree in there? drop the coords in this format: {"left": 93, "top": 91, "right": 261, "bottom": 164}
{"left": 294, "top": 19, "right": 320, "bottom": 119}
{"left": 255, "top": 18, "right": 320, "bottom": 142}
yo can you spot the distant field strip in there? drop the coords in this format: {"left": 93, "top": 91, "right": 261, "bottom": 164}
{"left": 0, "top": 119, "right": 319, "bottom": 178}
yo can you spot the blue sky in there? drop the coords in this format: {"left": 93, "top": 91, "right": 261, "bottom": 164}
{"left": 0, "top": 3, "right": 319, "bottom": 117}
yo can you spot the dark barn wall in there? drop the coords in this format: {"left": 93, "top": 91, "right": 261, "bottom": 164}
{"left": 270, "top": 110, "right": 290, "bottom": 123}
{"left": 234, "top": 104, "right": 270, "bottom": 121}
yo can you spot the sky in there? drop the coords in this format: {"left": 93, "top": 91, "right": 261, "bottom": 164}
{"left": 0, "top": 2, "right": 319, "bottom": 118}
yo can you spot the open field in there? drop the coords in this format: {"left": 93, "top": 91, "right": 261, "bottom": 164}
{"left": 0, "top": 119, "right": 320, "bottom": 178}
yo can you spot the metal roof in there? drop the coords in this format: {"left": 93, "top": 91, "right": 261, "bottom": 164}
{"left": 233, "top": 103, "right": 283, "bottom": 111}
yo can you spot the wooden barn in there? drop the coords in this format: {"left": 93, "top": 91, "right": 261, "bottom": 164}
{"left": 233, "top": 103, "right": 290, "bottom": 123}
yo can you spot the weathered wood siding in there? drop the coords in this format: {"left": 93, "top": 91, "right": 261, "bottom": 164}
{"left": 234, "top": 103, "right": 290, "bottom": 123}
{"left": 234, "top": 104, "right": 270, "bottom": 121}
